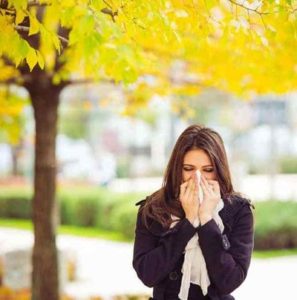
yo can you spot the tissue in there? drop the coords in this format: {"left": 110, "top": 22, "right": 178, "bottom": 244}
{"left": 196, "top": 170, "right": 203, "bottom": 204}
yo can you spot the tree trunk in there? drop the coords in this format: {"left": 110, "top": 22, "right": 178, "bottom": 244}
{"left": 26, "top": 77, "right": 62, "bottom": 300}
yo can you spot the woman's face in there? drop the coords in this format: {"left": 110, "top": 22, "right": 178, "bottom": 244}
{"left": 182, "top": 148, "right": 216, "bottom": 182}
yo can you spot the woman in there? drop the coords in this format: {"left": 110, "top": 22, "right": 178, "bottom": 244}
{"left": 132, "top": 124, "right": 254, "bottom": 300}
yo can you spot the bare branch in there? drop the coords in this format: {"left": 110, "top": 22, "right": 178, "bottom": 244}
{"left": 132, "top": 17, "right": 146, "bottom": 30}
{"left": 101, "top": 7, "right": 118, "bottom": 22}
{"left": 0, "top": 7, "right": 15, "bottom": 16}
{"left": 0, "top": 0, "right": 46, "bottom": 11}
{"left": 102, "top": 0, "right": 113, "bottom": 9}
{"left": 63, "top": 78, "right": 115, "bottom": 86}
{"left": 0, "top": 74, "right": 32, "bottom": 86}
{"left": 28, "top": 0, "right": 41, "bottom": 5}
{"left": 228, "top": 0, "right": 272, "bottom": 15}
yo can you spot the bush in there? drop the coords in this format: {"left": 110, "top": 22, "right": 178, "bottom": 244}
{"left": 1, "top": 186, "right": 297, "bottom": 250}
{"left": 59, "top": 188, "right": 103, "bottom": 227}
{"left": 0, "top": 188, "right": 32, "bottom": 219}
{"left": 278, "top": 155, "right": 297, "bottom": 174}
{"left": 108, "top": 201, "right": 139, "bottom": 239}
{"left": 254, "top": 200, "right": 297, "bottom": 250}
{"left": 0, "top": 186, "right": 145, "bottom": 240}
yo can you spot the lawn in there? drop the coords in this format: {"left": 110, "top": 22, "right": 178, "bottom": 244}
{"left": 1, "top": 218, "right": 297, "bottom": 258}
{"left": 0, "top": 218, "right": 127, "bottom": 242}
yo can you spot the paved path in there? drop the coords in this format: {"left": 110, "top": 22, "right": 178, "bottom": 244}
{"left": 0, "top": 228, "right": 296, "bottom": 300}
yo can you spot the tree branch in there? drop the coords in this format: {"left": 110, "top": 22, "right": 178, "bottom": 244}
{"left": 63, "top": 77, "right": 115, "bottom": 86}
{"left": 28, "top": 0, "right": 43, "bottom": 6}
{"left": 0, "top": 7, "right": 15, "bottom": 16}
{"left": 0, "top": 74, "right": 32, "bottom": 85}
{"left": 100, "top": 7, "right": 118, "bottom": 22}
{"left": 102, "top": 0, "right": 113, "bottom": 10}
{"left": 15, "top": 25, "right": 69, "bottom": 45}
{"left": 228, "top": 0, "right": 272, "bottom": 15}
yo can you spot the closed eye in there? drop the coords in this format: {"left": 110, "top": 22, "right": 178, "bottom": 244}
{"left": 183, "top": 167, "right": 194, "bottom": 172}
{"left": 183, "top": 167, "right": 214, "bottom": 172}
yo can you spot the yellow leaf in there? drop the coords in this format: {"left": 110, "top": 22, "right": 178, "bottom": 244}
{"left": 26, "top": 48, "right": 38, "bottom": 71}
{"left": 29, "top": 14, "right": 40, "bottom": 36}
{"left": 51, "top": 32, "right": 61, "bottom": 52}
{"left": 15, "top": 55, "right": 23, "bottom": 67}
{"left": 15, "top": 9, "right": 26, "bottom": 25}
{"left": 36, "top": 50, "right": 45, "bottom": 69}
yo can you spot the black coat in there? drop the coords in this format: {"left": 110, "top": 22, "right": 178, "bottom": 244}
{"left": 132, "top": 195, "right": 254, "bottom": 300}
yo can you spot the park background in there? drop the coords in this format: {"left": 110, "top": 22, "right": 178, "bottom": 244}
{"left": 0, "top": 1, "right": 297, "bottom": 300}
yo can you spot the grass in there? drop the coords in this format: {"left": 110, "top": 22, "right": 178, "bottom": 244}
{"left": 253, "top": 248, "right": 297, "bottom": 258}
{"left": 1, "top": 218, "right": 297, "bottom": 258}
{"left": 0, "top": 218, "right": 128, "bottom": 242}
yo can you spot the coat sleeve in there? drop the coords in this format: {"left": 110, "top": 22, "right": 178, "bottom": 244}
{"left": 197, "top": 202, "right": 254, "bottom": 295}
{"left": 132, "top": 206, "right": 197, "bottom": 287}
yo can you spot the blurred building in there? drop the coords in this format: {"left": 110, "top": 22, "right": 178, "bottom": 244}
{"left": 0, "top": 84, "right": 296, "bottom": 187}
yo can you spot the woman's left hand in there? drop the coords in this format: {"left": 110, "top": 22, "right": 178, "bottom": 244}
{"left": 199, "top": 176, "right": 221, "bottom": 225}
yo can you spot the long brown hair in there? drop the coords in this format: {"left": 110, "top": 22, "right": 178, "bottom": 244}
{"left": 141, "top": 124, "right": 236, "bottom": 229}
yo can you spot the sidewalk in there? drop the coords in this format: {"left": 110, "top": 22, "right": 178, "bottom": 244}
{"left": 0, "top": 228, "right": 296, "bottom": 300}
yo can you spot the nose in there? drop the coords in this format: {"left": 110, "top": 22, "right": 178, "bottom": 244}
{"left": 191, "top": 169, "right": 200, "bottom": 179}
{"left": 190, "top": 170, "right": 197, "bottom": 177}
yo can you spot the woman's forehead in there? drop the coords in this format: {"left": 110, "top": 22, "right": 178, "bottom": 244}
{"left": 183, "top": 149, "right": 212, "bottom": 165}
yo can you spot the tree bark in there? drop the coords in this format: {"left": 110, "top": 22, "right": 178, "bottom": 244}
{"left": 26, "top": 75, "right": 62, "bottom": 300}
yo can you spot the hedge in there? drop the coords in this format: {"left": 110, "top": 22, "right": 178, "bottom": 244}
{"left": 253, "top": 200, "right": 297, "bottom": 250}
{"left": 0, "top": 186, "right": 143, "bottom": 240}
{"left": 0, "top": 186, "right": 296, "bottom": 250}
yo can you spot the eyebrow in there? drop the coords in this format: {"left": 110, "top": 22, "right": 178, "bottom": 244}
{"left": 183, "top": 164, "right": 213, "bottom": 168}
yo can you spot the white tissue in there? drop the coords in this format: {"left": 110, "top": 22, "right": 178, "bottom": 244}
{"left": 196, "top": 170, "right": 203, "bottom": 204}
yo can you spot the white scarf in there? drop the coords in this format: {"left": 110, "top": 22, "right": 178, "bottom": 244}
{"left": 171, "top": 172, "right": 224, "bottom": 299}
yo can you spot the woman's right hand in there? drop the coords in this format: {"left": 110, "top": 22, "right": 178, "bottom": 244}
{"left": 179, "top": 175, "right": 199, "bottom": 224}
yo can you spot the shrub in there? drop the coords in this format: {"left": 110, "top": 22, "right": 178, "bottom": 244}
{"left": 254, "top": 200, "right": 297, "bottom": 250}
{"left": 1, "top": 186, "right": 296, "bottom": 250}
{"left": 278, "top": 155, "right": 297, "bottom": 174}
{"left": 59, "top": 189, "right": 100, "bottom": 227}
{"left": 108, "top": 201, "right": 139, "bottom": 239}
{"left": 0, "top": 188, "right": 32, "bottom": 219}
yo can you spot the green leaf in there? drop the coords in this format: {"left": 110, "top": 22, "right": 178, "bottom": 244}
{"left": 14, "top": 39, "right": 29, "bottom": 66}
{"left": 123, "top": 66, "right": 138, "bottom": 84}
{"left": 80, "top": 15, "right": 95, "bottom": 35}
{"left": 19, "top": 40, "right": 30, "bottom": 56}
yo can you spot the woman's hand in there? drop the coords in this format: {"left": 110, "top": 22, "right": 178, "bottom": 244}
{"left": 199, "top": 176, "right": 221, "bottom": 225}
{"left": 179, "top": 175, "right": 199, "bottom": 225}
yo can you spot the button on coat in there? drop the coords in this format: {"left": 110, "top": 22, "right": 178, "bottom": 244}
{"left": 132, "top": 195, "right": 254, "bottom": 300}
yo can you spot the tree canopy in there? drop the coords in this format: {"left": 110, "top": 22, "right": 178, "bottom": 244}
{"left": 1, "top": 0, "right": 297, "bottom": 124}
{"left": 0, "top": 85, "right": 27, "bottom": 144}
{"left": 1, "top": 0, "right": 297, "bottom": 99}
